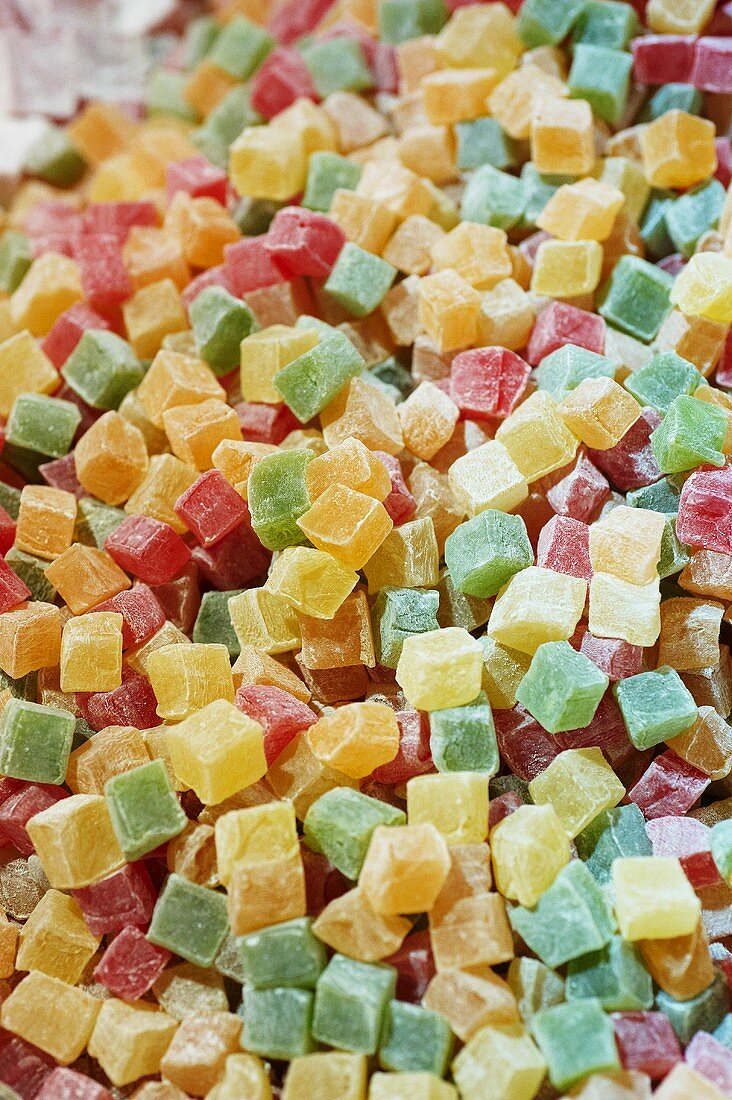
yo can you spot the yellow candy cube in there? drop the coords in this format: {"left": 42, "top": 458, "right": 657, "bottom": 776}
{"left": 431, "top": 223, "right": 512, "bottom": 291}
{"left": 655, "top": 309, "right": 728, "bottom": 378}
{"left": 537, "top": 178, "right": 625, "bottom": 242}
{"left": 528, "top": 748, "right": 625, "bottom": 839}
{"left": 488, "top": 66, "right": 568, "bottom": 141}
{"left": 264, "top": 547, "right": 359, "bottom": 620}
{"left": 271, "top": 98, "right": 336, "bottom": 156}
{"left": 165, "top": 698, "right": 266, "bottom": 805}
{"left": 487, "top": 566, "right": 587, "bottom": 655}
{"left": 448, "top": 440, "right": 528, "bottom": 517}
{"left": 480, "top": 637, "right": 532, "bottom": 711}
{"left": 283, "top": 1053, "right": 367, "bottom": 1100}
{"left": 147, "top": 642, "right": 234, "bottom": 721}
{"left": 422, "top": 69, "right": 507, "bottom": 126}
{"left": 599, "top": 157, "right": 650, "bottom": 226}
{"left": 490, "top": 804, "right": 570, "bottom": 908}
{"left": 530, "top": 239, "right": 604, "bottom": 298}
{"left": 162, "top": 397, "right": 242, "bottom": 471}
{"left": 126, "top": 619, "right": 191, "bottom": 677}
{"left": 641, "top": 110, "right": 717, "bottom": 190}
{"left": 214, "top": 800, "right": 299, "bottom": 887}
{"left": 67, "top": 101, "right": 137, "bottom": 164}
{"left": 397, "top": 626, "right": 484, "bottom": 711}
{"left": 15, "top": 485, "right": 77, "bottom": 561}
{"left": 670, "top": 252, "right": 732, "bottom": 325}
{"left": 407, "top": 773, "right": 489, "bottom": 845}
{"left": 10, "top": 252, "right": 83, "bottom": 336}
{"left": 208, "top": 1053, "right": 273, "bottom": 1100}
{"left": 589, "top": 572, "right": 661, "bottom": 647}
{"left": 240, "top": 324, "right": 319, "bottom": 404}
{"left": 60, "top": 611, "right": 123, "bottom": 694}
{"left": 356, "top": 159, "right": 434, "bottom": 222}
{"left": 612, "top": 856, "right": 702, "bottom": 941}
{"left": 122, "top": 277, "right": 188, "bottom": 360}
{"left": 307, "top": 701, "right": 399, "bottom": 778}
{"left": 589, "top": 505, "right": 666, "bottom": 585}
{"left": 0, "top": 330, "right": 58, "bottom": 417}
{"left": 531, "top": 97, "right": 595, "bottom": 177}
{"left": 382, "top": 213, "right": 446, "bottom": 274}
{"left": 229, "top": 588, "right": 301, "bottom": 654}
{"left": 229, "top": 126, "right": 306, "bottom": 201}
{"left": 360, "top": 823, "right": 451, "bottom": 915}
{"left": 363, "top": 515, "right": 440, "bottom": 594}
{"left": 1, "top": 971, "right": 101, "bottom": 1065}
{"left": 558, "top": 377, "right": 641, "bottom": 450}
{"left": 0, "top": 601, "right": 62, "bottom": 679}
{"left": 321, "top": 376, "right": 404, "bottom": 455}
{"left": 477, "top": 279, "right": 535, "bottom": 352}
{"left": 398, "top": 381, "right": 460, "bottom": 461}
{"left": 653, "top": 1064, "right": 728, "bottom": 1100}
{"left": 305, "top": 437, "right": 391, "bottom": 502}
{"left": 452, "top": 1024, "right": 546, "bottom": 1100}
{"left": 369, "top": 1072, "right": 457, "bottom": 1100}
{"left": 74, "top": 410, "right": 149, "bottom": 507}
{"left": 138, "top": 349, "right": 225, "bottom": 429}
{"left": 88, "top": 999, "right": 179, "bottom": 1087}
{"left": 126, "top": 452, "right": 197, "bottom": 533}
{"left": 233, "top": 644, "right": 311, "bottom": 700}
{"left": 16, "top": 888, "right": 100, "bottom": 984}
{"left": 647, "top": 0, "right": 716, "bottom": 36}
{"left": 418, "top": 269, "right": 482, "bottom": 353}
{"left": 495, "top": 390, "right": 579, "bottom": 483}
{"left": 228, "top": 848, "right": 307, "bottom": 935}
{"left": 329, "top": 190, "right": 399, "bottom": 255}
{"left": 26, "top": 793, "right": 125, "bottom": 889}
{"left": 435, "top": 2, "right": 522, "bottom": 69}
{"left": 296, "top": 484, "right": 393, "bottom": 571}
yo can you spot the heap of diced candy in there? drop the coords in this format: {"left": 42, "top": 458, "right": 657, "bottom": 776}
{"left": 0, "top": 0, "right": 731, "bottom": 1097}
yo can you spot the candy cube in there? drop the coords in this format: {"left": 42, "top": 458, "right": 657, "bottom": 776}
{"left": 448, "top": 441, "right": 528, "bottom": 517}
{"left": 487, "top": 566, "right": 587, "bottom": 656}
{"left": 304, "top": 787, "right": 405, "bottom": 879}
{"left": 312, "top": 954, "right": 396, "bottom": 1055}
{"left": 0, "top": 698, "right": 75, "bottom": 785}
{"left": 165, "top": 698, "right": 266, "bottom": 803}
{"left": 307, "top": 701, "right": 399, "bottom": 779}
{"left": 297, "top": 484, "right": 392, "bottom": 571}
{"left": 10, "top": 252, "right": 83, "bottom": 337}
{"left": 531, "top": 97, "right": 595, "bottom": 177}
{"left": 61, "top": 330, "right": 143, "bottom": 411}
{"left": 641, "top": 110, "right": 717, "bottom": 190}
{"left": 240, "top": 985, "right": 314, "bottom": 1060}
{"left": 265, "top": 547, "right": 358, "bottom": 620}
{"left": 452, "top": 1023, "right": 546, "bottom": 1100}
{"left": 407, "top": 772, "right": 489, "bottom": 845}
{"left": 241, "top": 323, "right": 319, "bottom": 405}
{"left": 491, "top": 804, "right": 570, "bottom": 908}
{"left": 588, "top": 572, "right": 661, "bottom": 647}
{"left": 239, "top": 917, "right": 326, "bottom": 990}
{"left": 148, "top": 872, "right": 228, "bottom": 966}
{"left": 612, "top": 856, "right": 701, "bottom": 940}
{"left": 360, "top": 823, "right": 450, "bottom": 915}
{"left": 379, "top": 1000, "right": 454, "bottom": 1076}
{"left": 87, "top": 999, "right": 178, "bottom": 1087}
{"left": 0, "top": 970, "right": 100, "bottom": 1065}
{"left": 532, "top": 999, "right": 620, "bottom": 1092}
{"left": 16, "top": 485, "right": 76, "bottom": 561}
{"left": 214, "top": 800, "right": 299, "bottom": 887}
{"left": 60, "top": 612, "right": 123, "bottom": 694}
{"left": 670, "top": 252, "right": 732, "bottom": 325}
{"left": 26, "top": 794, "right": 125, "bottom": 890}
{"left": 105, "top": 759, "right": 187, "bottom": 860}
{"left": 614, "top": 666, "right": 698, "bottom": 749}
{"left": 651, "top": 395, "right": 727, "bottom": 474}
{"left": 429, "top": 692, "right": 499, "bottom": 775}
{"left": 396, "top": 627, "right": 483, "bottom": 712}
{"left": 516, "top": 643, "right": 608, "bottom": 734}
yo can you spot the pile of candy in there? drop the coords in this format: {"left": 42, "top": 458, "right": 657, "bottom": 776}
{"left": 0, "top": 0, "right": 731, "bottom": 1096}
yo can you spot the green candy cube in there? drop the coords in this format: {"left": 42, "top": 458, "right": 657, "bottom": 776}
{"left": 379, "top": 1000, "right": 454, "bottom": 1075}
{"left": 25, "top": 126, "right": 86, "bottom": 187}
{"left": 599, "top": 256, "right": 673, "bottom": 343}
{"left": 324, "top": 243, "right": 397, "bottom": 319}
{"left": 517, "top": 0, "right": 587, "bottom": 46}
{"left": 461, "top": 165, "right": 526, "bottom": 231}
{"left": 378, "top": 0, "right": 447, "bottom": 44}
{"left": 184, "top": 15, "right": 220, "bottom": 68}
{"left": 147, "top": 70, "right": 200, "bottom": 123}
{"left": 455, "top": 118, "right": 517, "bottom": 172}
{"left": 566, "top": 936, "right": 653, "bottom": 1011}
{"left": 658, "top": 516, "right": 690, "bottom": 579}
{"left": 207, "top": 15, "right": 274, "bottom": 80}
{"left": 248, "top": 449, "right": 313, "bottom": 551}
{"left": 437, "top": 570, "right": 492, "bottom": 633}
{"left": 312, "top": 954, "right": 397, "bottom": 1054}
{"left": 190, "top": 286, "right": 258, "bottom": 376}
{"left": 532, "top": 999, "right": 620, "bottom": 1092}
{"left": 535, "top": 345, "right": 616, "bottom": 402}
{"left": 303, "top": 787, "right": 405, "bottom": 880}
{"left": 371, "top": 586, "right": 440, "bottom": 668}
{"left": 711, "top": 819, "right": 732, "bottom": 883}
{"left": 193, "top": 590, "right": 242, "bottom": 658}
{"left": 575, "top": 804, "right": 652, "bottom": 884}
{"left": 656, "top": 972, "right": 730, "bottom": 1045}
{"left": 508, "top": 861, "right": 615, "bottom": 968}
{"left": 240, "top": 986, "right": 315, "bottom": 1060}
{"left": 507, "top": 957, "right": 566, "bottom": 1023}
{"left": 626, "top": 476, "right": 682, "bottom": 515}
{"left": 75, "top": 499, "right": 127, "bottom": 549}
{"left": 274, "top": 330, "right": 365, "bottom": 422}
{"left": 5, "top": 548, "right": 56, "bottom": 603}
{"left": 665, "top": 179, "right": 726, "bottom": 259}
{"left": 641, "top": 83, "right": 702, "bottom": 122}
{"left": 105, "top": 759, "right": 187, "bottom": 861}
{"left": 568, "top": 44, "right": 633, "bottom": 126}
{"left": 445, "top": 510, "right": 533, "bottom": 599}
{"left": 0, "top": 698, "right": 75, "bottom": 785}
{"left": 650, "top": 395, "right": 727, "bottom": 474}
{"left": 572, "top": 1, "right": 639, "bottom": 49}
{"left": 429, "top": 691, "right": 499, "bottom": 774}
{"left": 519, "top": 165, "right": 569, "bottom": 230}
{"left": 148, "top": 873, "right": 228, "bottom": 967}
{"left": 614, "top": 666, "right": 698, "bottom": 749}
{"left": 515, "top": 642, "right": 609, "bottom": 735}
{"left": 6, "top": 393, "right": 81, "bottom": 463}
{"left": 0, "top": 481, "right": 21, "bottom": 520}
{"left": 0, "top": 231, "right": 31, "bottom": 295}
{"left": 303, "top": 152, "right": 362, "bottom": 213}
{"left": 302, "top": 38, "right": 372, "bottom": 98}
{"left": 639, "top": 191, "right": 675, "bottom": 261}
{"left": 62, "top": 330, "right": 144, "bottom": 410}
{"left": 238, "top": 917, "right": 327, "bottom": 990}
{"left": 624, "top": 352, "right": 703, "bottom": 414}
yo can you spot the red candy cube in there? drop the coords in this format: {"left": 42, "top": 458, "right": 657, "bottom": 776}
{"left": 0, "top": 783, "right": 67, "bottom": 856}
{"left": 235, "top": 400, "right": 300, "bottom": 445}
{"left": 302, "top": 845, "right": 350, "bottom": 917}
{"left": 627, "top": 750, "right": 710, "bottom": 820}
{"left": 677, "top": 465, "right": 732, "bottom": 555}
{"left": 83, "top": 201, "right": 158, "bottom": 242}
{"left": 265, "top": 207, "right": 346, "bottom": 279}
{"left": 588, "top": 407, "right": 662, "bottom": 492}
{"left": 488, "top": 790, "right": 524, "bottom": 829}
{"left": 555, "top": 691, "right": 636, "bottom": 774}
{"left": 0, "top": 557, "right": 31, "bottom": 614}
{"left": 0, "top": 1030, "right": 55, "bottom": 1100}
{"left": 494, "top": 705, "right": 560, "bottom": 781}
{"left": 578, "top": 629, "right": 643, "bottom": 682}
{"left": 224, "top": 236, "right": 286, "bottom": 295}
{"left": 692, "top": 38, "right": 732, "bottom": 94}
{"left": 369, "top": 697, "right": 432, "bottom": 785}
{"left": 36, "top": 1067, "right": 113, "bottom": 1100}
{"left": 526, "top": 301, "right": 606, "bottom": 366}
{"left": 93, "top": 926, "right": 171, "bottom": 1000}
{"left": 166, "top": 155, "right": 228, "bottom": 205}
{"left": 192, "top": 513, "right": 272, "bottom": 589}
{"left": 94, "top": 583, "right": 166, "bottom": 650}
{"left": 175, "top": 469, "right": 249, "bottom": 548}
{"left": 385, "top": 929, "right": 435, "bottom": 1004}
{"left": 375, "top": 451, "right": 417, "bottom": 526}
{"left": 269, "top": 0, "right": 337, "bottom": 46}
{"left": 39, "top": 453, "right": 85, "bottom": 498}
{"left": 612, "top": 1011, "right": 682, "bottom": 1079}
{"left": 250, "top": 46, "right": 320, "bottom": 119}
{"left": 77, "top": 667, "right": 160, "bottom": 731}
{"left": 646, "top": 815, "right": 721, "bottom": 890}
{"left": 686, "top": 1031, "right": 732, "bottom": 1094}
{"left": 536, "top": 515, "right": 593, "bottom": 581}
{"left": 105, "top": 515, "right": 191, "bottom": 586}
{"left": 42, "top": 303, "right": 111, "bottom": 369}
{"left": 73, "top": 233, "right": 132, "bottom": 311}
{"left": 631, "top": 35, "right": 695, "bottom": 85}
{"left": 72, "top": 861, "right": 157, "bottom": 936}
{"left": 449, "top": 347, "right": 531, "bottom": 421}
{"left": 235, "top": 685, "right": 316, "bottom": 765}
{"left": 546, "top": 453, "right": 610, "bottom": 524}
{"left": 147, "top": 562, "right": 201, "bottom": 636}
